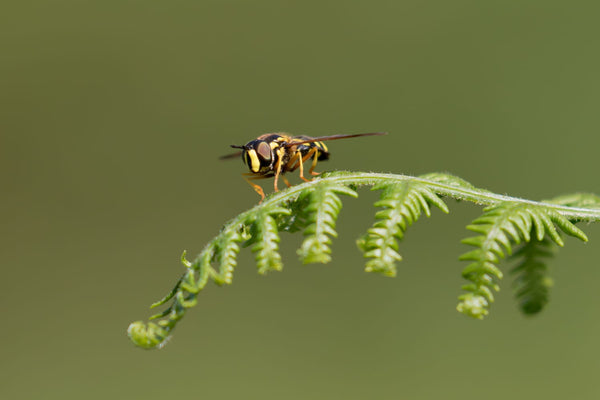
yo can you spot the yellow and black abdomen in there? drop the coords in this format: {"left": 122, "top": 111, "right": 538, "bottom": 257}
{"left": 293, "top": 136, "right": 330, "bottom": 161}
{"left": 295, "top": 142, "right": 330, "bottom": 161}
{"left": 312, "top": 141, "right": 329, "bottom": 160}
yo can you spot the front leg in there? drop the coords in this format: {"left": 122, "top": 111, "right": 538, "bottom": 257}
{"left": 242, "top": 173, "right": 268, "bottom": 202}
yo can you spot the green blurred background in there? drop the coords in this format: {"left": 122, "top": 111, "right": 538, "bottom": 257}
{"left": 2, "top": 1, "right": 600, "bottom": 399}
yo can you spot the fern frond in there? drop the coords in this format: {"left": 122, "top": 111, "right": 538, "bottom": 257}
{"left": 357, "top": 181, "right": 448, "bottom": 276}
{"left": 510, "top": 238, "right": 555, "bottom": 315}
{"left": 275, "top": 194, "right": 311, "bottom": 233}
{"left": 127, "top": 171, "right": 600, "bottom": 349}
{"left": 127, "top": 321, "right": 170, "bottom": 349}
{"left": 505, "top": 192, "right": 600, "bottom": 315}
{"left": 457, "top": 203, "right": 587, "bottom": 319}
{"left": 244, "top": 207, "right": 290, "bottom": 274}
{"left": 211, "top": 226, "right": 245, "bottom": 285}
{"left": 297, "top": 182, "right": 357, "bottom": 264}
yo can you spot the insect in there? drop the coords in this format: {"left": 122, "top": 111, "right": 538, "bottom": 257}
{"left": 220, "top": 132, "right": 387, "bottom": 201}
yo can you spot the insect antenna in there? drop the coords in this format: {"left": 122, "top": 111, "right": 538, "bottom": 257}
{"left": 219, "top": 145, "right": 245, "bottom": 160}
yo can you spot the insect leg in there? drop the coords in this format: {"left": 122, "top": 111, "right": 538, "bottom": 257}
{"left": 273, "top": 148, "right": 285, "bottom": 192}
{"left": 308, "top": 152, "right": 321, "bottom": 176}
{"left": 284, "top": 151, "right": 301, "bottom": 172}
{"left": 298, "top": 147, "right": 319, "bottom": 182}
{"left": 242, "top": 173, "right": 268, "bottom": 202}
{"left": 282, "top": 175, "right": 292, "bottom": 188}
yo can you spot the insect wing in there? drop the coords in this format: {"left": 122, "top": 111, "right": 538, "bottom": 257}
{"left": 285, "top": 132, "right": 387, "bottom": 147}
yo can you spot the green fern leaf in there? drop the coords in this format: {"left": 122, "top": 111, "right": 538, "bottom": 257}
{"left": 457, "top": 203, "right": 587, "bottom": 319}
{"left": 127, "top": 171, "right": 600, "bottom": 349}
{"left": 275, "top": 195, "right": 311, "bottom": 233}
{"left": 297, "top": 182, "right": 358, "bottom": 264}
{"left": 357, "top": 181, "right": 448, "bottom": 276}
{"left": 506, "top": 192, "right": 600, "bottom": 315}
{"left": 510, "top": 238, "right": 555, "bottom": 315}
{"left": 245, "top": 207, "right": 290, "bottom": 274}
{"left": 127, "top": 321, "right": 170, "bottom": 349}
{"left": 545, "top": 193, "right": 600, "bottom": 209}
{"left": 150, "top": 277, "right": 182, "bottom": 309}
{"left": 211, "top": 227, "right": 244, "bottom": 285}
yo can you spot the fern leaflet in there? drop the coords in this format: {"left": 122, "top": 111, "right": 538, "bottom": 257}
{"left": 357, "top": 181, "right": 448, "bottom": 276}
{"left": 244, "top": 207, "right": 290, "bottom": 274}
{"left": 457, "top": 203, "right": 587, "bottom": 319}
{"left": 297, "top": 182, "right": 357, "bottom": 264}
{"left": 211, "top": 227, "right": 244, "bottom": 285}
{"left": 510, "top": 238, "right": 555, "bottom": 315}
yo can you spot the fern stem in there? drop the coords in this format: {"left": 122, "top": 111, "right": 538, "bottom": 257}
{"left": 220, "top": 171, "right": 600, "bottom": 221}
{"left": 319, "top": 172, "right": 600, "bottom": 221}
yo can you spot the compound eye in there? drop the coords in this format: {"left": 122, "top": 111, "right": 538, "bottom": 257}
{"left": 256, "top": 141, "right": 272, "bottom": 161}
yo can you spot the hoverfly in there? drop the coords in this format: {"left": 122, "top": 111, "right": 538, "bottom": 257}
{"left": 220, "top": 132, "right": 387, "bottom": 201}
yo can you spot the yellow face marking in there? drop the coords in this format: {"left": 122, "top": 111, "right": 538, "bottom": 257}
{"left": 247, "top": 149, "right": 261, "bottom": 172}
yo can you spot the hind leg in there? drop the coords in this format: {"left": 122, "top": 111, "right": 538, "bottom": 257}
{"left": 298, "top": 147, "right": 319, "bottom": 182}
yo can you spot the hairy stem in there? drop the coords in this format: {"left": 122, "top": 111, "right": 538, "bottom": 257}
{"left": 318, "top": 172, "right": 600, "bottom": 220}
